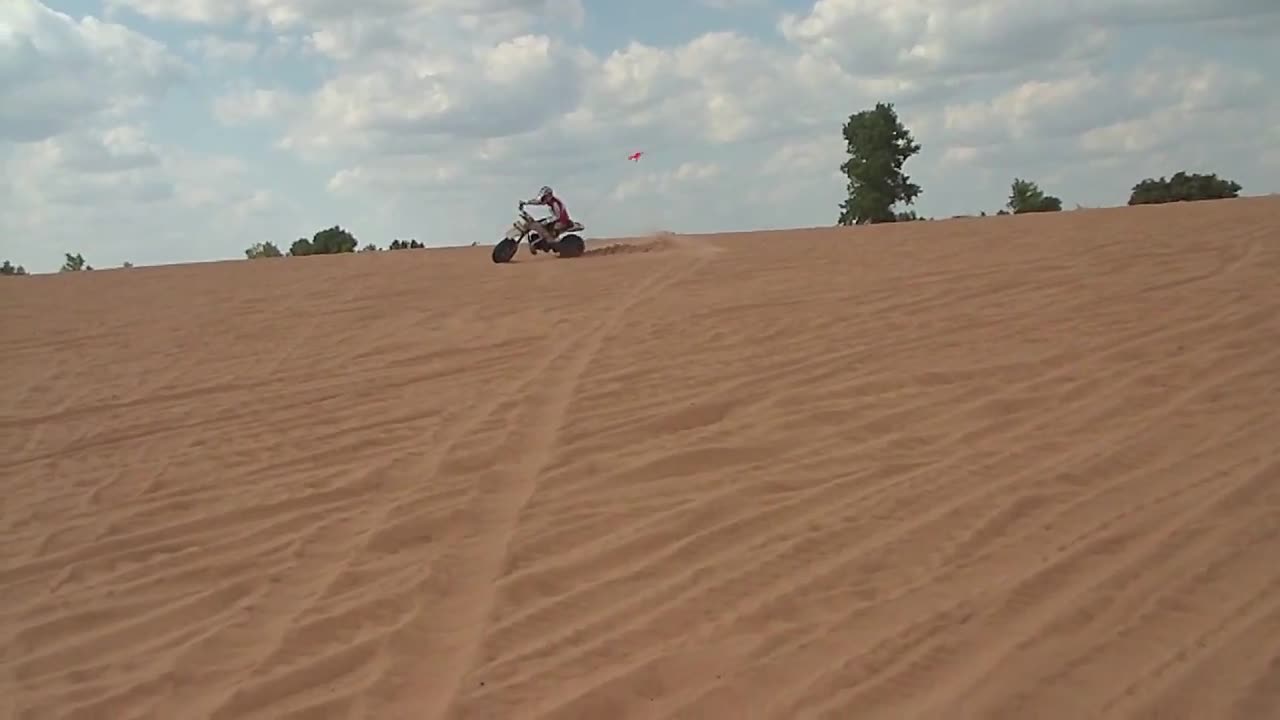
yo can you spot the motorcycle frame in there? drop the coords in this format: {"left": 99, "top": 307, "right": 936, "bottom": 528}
{"left": 505, "top": 209, "right": 584, "bottom": 248}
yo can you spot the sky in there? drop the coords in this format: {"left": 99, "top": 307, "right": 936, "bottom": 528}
{"left": 2, "top": 0, "right": 1278, "bottom": 273}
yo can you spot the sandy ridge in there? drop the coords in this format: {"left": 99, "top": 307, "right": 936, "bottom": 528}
{"left": 3, "top": 197, "right": 1279, "bottom": 719}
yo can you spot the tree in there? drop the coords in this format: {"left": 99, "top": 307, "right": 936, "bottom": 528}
{"left": 245, "top": 241, "right": 283, "bottom": 259}
{"left": 387, "top": 239, "right": 425, "bottom": 250}
{"left": 60, "top": 253, "right": 91, "bottom": 272}
{"left": 1007, "top": 178, "right": 1062, "bottom": 214}
{"left": 1128, "top": 171, "right": 1241, "bottom": 205}
{"left": 359, "top": 243, "right": 379, "bottom": 252}
{"left": 289, "top": 225, "right": 359, "bottom": 256}
{"left": 2, "top": 260, "right": 28, "bottom": 275}
{"left": 838, "top": 102, "right": 922, "bottom": 225}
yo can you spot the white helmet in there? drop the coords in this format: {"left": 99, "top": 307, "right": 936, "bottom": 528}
{"left": 538, "top": 185, "right": 553, "bottom": 199}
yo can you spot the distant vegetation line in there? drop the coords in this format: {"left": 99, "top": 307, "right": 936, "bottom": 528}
{"left": 1, "top": 103, "right": 1246, "bottom": 275}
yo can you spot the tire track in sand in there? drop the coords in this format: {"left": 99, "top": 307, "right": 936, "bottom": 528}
{"left": 411, "top": 240, "right": 714, "bottom": 720}
{"left": 194, "top": 240, "right": 713, "bottom": 720}
{"left": 196, "top": 251, "right": 689, "bottom": 720}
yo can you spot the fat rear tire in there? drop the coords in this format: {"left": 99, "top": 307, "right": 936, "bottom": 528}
{"left": 555, "top": 234, "right": 585, "bottom": 258}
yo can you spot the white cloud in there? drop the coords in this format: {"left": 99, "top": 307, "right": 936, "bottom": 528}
{"left": 761, "top": 136, "right": 843, "bottom": 179}
{"left": 187, "top": 34, "right": 259, "bottom": 63}
{"left": 0, "top": 124, "right": 289, "bottom": 268}
{"left": 259, "top": 26, "right": 888, "bottom": 209}
{"left": 611, "top": 161, "right": 721, "bottom": 201}
{"left": 105, "top": 0, "right": 582, "bottom": 32}
{"left": 2, "top": 0, "right": 1278, "bottom": 271}
{"left": 779, "top": 0, "right": 1277, "bottom": 79}
{"left": 0, "top": 0, "right": 189, "bottom": 142}
{"left": 234, "top": 0, "right": 1275, "bottom": 234}
{"left": 934, "top": 49, "right": 1274, "bottom": 164}
{"left": 779, "top": 0, "right": 1107, "bottom": 78}
{"left": 277, "top": 34, "right": 590, "bottom": 167}
{"left": 214, "top": 87, "right": 299, "bottom": 125}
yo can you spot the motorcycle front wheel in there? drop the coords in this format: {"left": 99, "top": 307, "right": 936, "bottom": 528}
{"left": 492, "top": 237, "right": 518, "bottom": 263}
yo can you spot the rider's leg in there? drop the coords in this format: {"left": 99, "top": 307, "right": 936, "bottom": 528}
{"left": 537, "top": 217, "right": 567, "bottom": 242}
{"left": 530, "top": 218, "right": 556, "bottom": 252}
{"left": 531, "top": 218, "right": 568, "bottom": 253}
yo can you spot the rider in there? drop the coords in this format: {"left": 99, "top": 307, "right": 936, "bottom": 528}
{"left": 519, "top": 185, "right": 573, "bottom": 242}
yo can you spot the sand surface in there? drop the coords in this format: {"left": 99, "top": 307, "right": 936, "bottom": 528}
{"left": 3, "top": 197, "right": 1280, "bottom": 719}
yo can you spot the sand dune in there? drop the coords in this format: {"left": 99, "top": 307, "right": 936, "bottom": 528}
{"left": 3, "top": 196, "right": 1279, "bottom": 719}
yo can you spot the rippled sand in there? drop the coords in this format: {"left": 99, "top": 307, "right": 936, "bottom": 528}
{"left": 4, "top": 196, "right": 1279, "bottom": 719}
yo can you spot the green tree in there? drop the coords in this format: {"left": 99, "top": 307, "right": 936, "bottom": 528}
{"left": 2, "top": 260, "right": 28, "bottom": 275}
{"left": 359, "top": 243, "right": 379, "bottom": 252}
{"left": 387, "top": 239, "right": 425, "bottom": 250}
{"left": 1007, "top": 178, "right": 1063, "bottom": 214}
{"left": 1128, "top": 171, "right": 1241, "bottom": 205}
{"left": 289, "top": 225, "right": 358, "bottom": 256}
{"left": 245, "top": 241, "right": 284, "bottom": 259}
{"left": 838, "top": 102, "right": 922, "bottom": 225}
{"left": 60, "top": 253, "right": 91, "bottom": 272}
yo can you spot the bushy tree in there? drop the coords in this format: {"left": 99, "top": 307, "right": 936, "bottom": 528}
{"left": 245, "top": 241, "right": 283, "bottom": 259}
{"left": 1007, "top": 178, "right": 1063, "bottom": 214}
{"left": 387, "top": 239, "right": 425, "bottom": 250}
{"left": 289, "top": 225, "right": 359, "bottom": 256}
{"left": 2, "top": 260, "right": 27, "bottom": 275}
{"left": 838, "top": 102, "right": 922, "bottom": 225}
{"left": 359, "top": 243, "right": 379, "bottom": 252}
{"left": 60, "top": 253, "right": 91, "bottom": 272}
{"left": 1128, "top": 171, "right": 1241, "bottom": 205}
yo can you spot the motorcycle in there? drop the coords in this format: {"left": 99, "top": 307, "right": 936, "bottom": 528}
{"left": 492, "top": 205, "right": 586, "bottom": 263}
